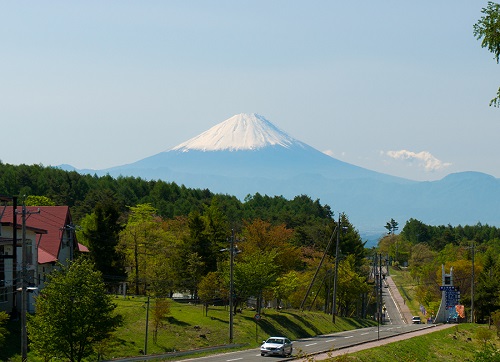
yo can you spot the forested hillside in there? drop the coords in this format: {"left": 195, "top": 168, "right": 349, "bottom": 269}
{"left": 4, "top": 162, "right": 499, "bottom": 325}
{"left": 0, "top": 162, "right": 336, "bottom": 245}
{"left": 0, "top": 162, "right": 369, "bottom": 316}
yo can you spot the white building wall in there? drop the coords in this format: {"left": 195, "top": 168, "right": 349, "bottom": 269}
{"left": 0, "top": 227, "right": 39, "bottom": 314}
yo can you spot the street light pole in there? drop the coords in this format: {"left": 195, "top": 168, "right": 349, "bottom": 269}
{"left": 332, "top": 214, "right": 340, "bottom": 323}
{"left": 471, "top": 241, "right": 475, "bottom": 323}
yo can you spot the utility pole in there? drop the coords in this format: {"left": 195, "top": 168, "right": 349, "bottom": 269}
{"left": 386, "top": 254, "right": 390, "bottom": 276}
{"left": 375, "top": 253, "right": 380, "bottom": 340}
{"left": 18, "top": 203, "right": 40, "bottom": 361}
{"left": 325, "top": 269, "right": 332, "bottom": 314}
{"left": 11, "top": 196, "right": 18, "bottom": 320}
{"left": 21, "top": 204, "right": 27, "bottom": 361}
{"left": 471, "top": 241, "right": 475, "bottom": 323}
{"left": 379, "top": 253, "right": 383, "bottom": 327}
{"left": 62, "top": 223, "right": 78, "bottom": 261}
{"left": 220, "top": 230, "right": 241, "bottom": 344}
{"left": 144, "top": 296, "right": 150, "bottom": 355}
{"left": 229, "top": 229, "right": 235, "bottom": 344}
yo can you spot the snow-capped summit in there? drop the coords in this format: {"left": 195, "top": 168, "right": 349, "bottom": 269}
{"left": 171, "top": 113, "right": 304, "bottom": 152}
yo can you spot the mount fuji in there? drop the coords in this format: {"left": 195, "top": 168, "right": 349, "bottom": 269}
{"left": 103, "top": 113, "right": 406, "bottom": 183}
{"left": 71, "top": 113, "right": 500, "bottom": 240}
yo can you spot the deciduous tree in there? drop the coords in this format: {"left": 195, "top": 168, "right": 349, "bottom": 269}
{"left": 25, "top": 195, "right": 55, "bottom": 206}
{"left": 474, "top": 1, "right": 500, "bottom": 107}
{"left": 198, "top": 271, "right": 226, "bottom": 316}
{"left": 336, "top": 255, "right": 371, "bottom": 317}
{"left": 151, "top": 298, "right": 171, "bottom": 344}
{"left": 273, "top": 271, "right": 300, "bottom": 309}
{"left": 241, "top": 219, "right": 301, "bottom": 273}
{"left": 27, "top": 258, "right": 122, "bottom": 362}
{"left": 118, "top": 203, "right": 165, "bottom": 294}
{"left": 233, "top": 250, "right": 279, "bottom": 313}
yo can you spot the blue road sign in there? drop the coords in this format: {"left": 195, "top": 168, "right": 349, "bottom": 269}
{"left": 440, "top": 286, "right": 457, "bottom": 291}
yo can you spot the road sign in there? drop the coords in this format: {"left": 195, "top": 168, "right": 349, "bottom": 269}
{"left": 440, "top": 286, "right": 457, "bottom": 291}
{"left": 445, "top": 290, "right": 460, "bottom": 308}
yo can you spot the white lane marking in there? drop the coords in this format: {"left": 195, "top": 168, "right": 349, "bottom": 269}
{"left": 361, "top": 332, "right": 370, "bottom": 336}
{"left": 227, "top": 358, "right": 243, "bottom": 361}
{"left": 344, "top": 336, "right": 354, "bottom": 339}
{"left": 305, "top": 342, "right": 318, "bottom": 347}
{"left": 325, "top": 339, "right": 335, "bottom": 343}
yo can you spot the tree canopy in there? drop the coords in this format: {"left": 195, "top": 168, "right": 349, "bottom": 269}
{"left": 0, "top": 311, "right": 8, "bottom": 348}
{"left": 474, "top": 1, "right": 500, "bottom": 107}
{"left": 27, "top": 258, "right": 122, "bottom": 362}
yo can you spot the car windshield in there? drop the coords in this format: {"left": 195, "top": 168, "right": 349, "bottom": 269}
{"left": 267, "top": 338, "right": 284, "bottom": 344}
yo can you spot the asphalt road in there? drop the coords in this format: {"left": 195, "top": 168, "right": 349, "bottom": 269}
{"left": 173, "top": 323, "right": 436, "bottom": 362}
{"left": 382, "top": 278, "right": 406, "bottom": 326}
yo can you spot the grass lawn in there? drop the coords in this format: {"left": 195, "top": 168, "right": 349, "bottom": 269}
{"left": 2, "top": 297, "right": 376, "bottom": 361}
{"left": 105, "top": 296, "right": 376, "bottom": 359}
{"left": 323, "top": 324, "right": 500, "bottom": 361}
{"left": 389, "top": 267, "right": 421, "bottom": 316}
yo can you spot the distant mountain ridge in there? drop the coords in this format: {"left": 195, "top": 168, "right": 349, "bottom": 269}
{"left": 63, "top": 113, "right": 500, "bottom": 241}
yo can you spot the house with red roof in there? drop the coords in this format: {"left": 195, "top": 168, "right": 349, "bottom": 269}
{"left": 0, "top": 201, "right": 88, "bottom": 315}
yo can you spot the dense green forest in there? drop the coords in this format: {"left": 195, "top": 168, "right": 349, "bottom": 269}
{"left": 0, "top": 162, "right": 368, "bottom": 317}
{"left": 2, "top": 161, "right": 500, "bottom": 324}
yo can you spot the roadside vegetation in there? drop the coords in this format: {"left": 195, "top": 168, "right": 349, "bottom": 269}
{"left": 315, "top": 324, "right": 500, "bottom": 361}
{"left": 2, "top": 159, "right": 500, "bottom": 360}
{"left": 379, "top": 219, "right": 500, "bottom": 324}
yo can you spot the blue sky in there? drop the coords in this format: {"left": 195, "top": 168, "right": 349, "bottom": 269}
{"left": 1, "top": 1, "right": 498, "bottom": 181}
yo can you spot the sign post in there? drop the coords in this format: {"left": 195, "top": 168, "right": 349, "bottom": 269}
{"left": 254, "top": 314, "right": 261, "bottom": 342}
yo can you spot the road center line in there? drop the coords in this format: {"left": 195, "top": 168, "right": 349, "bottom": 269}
{"left": 344, "top": 336, "right": 354, "bottom": 339}
{"left": 305, "top": 343, "right": 318, "bottom": 347}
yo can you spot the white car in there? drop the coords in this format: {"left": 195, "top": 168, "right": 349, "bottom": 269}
{"left": 260, "top": 336, "right": 293, "bottom": 357}
{"left": 411, "top": 316, "right": 421, "bottom": 324}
